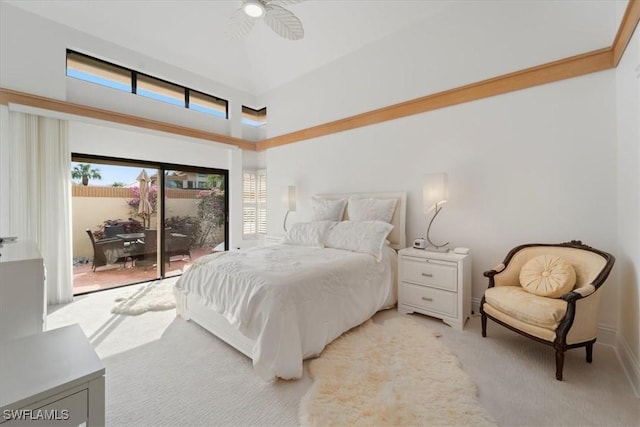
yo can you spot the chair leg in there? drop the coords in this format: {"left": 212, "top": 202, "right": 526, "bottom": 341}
{"left": 481, "top": 313, "right": 487, "bottom": 337}
{"left": 555, "top": 349, "right": 565, "bottom": 381}
{"left": 586, "top": 343, "right": 593, "bottom": 363}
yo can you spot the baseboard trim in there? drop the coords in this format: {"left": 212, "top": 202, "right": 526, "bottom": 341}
{"left": 616, "top": 335, "right": 640, "bottom": 398}
{"left": 471, "top": 298, "right": 481, "bottom": 315}
{"left": 597, "top": 324, "right": 617, "bottom": 347}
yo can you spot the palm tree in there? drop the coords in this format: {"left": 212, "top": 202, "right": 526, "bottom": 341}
{"left": 71, "top": 164, "right": 102, "bottom": 186}
{"left": 206, "top": 174, "right": 225, "bottom": 189}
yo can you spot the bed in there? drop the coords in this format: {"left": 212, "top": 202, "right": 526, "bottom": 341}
{"left": 174, "top": 192, "right": 406, "bottom": 380}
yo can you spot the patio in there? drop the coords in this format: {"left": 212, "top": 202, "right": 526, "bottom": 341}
{"left": 71, "top": 174, "right": 225, "bottom": 295}
{"left": 73, "top": 247, "right": 213, "bottom": 294}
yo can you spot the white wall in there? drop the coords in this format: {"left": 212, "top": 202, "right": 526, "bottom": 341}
{"left": 0, "top": 0, "right": 632, "bottom": 361}
{"left": 242, "top": 150, "right": 267, "bottom": 171}
{"left": 259, "top": 1, "right": 618, "bottom": 136}
{"left": 259, "top": 0, "right": 622, "bottom": 338}
{"left": 0, "top": 105, "right": 9, "bottom": 233}
{"left": 266, "top": 70, "right": 619, "bottom": 329}
{"left": 0, "top": 2, "right": 258, "bottom": 141}
{"left": 69, "top": 121, "right": 232, "bottom": 170}
{"left": 0, "top": 2, "right": 264, "bottom": 249}
{"left": 616, "top": 24, "right": 640, "bottom": 395}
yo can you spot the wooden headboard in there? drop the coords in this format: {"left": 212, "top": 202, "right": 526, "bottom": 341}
{"left": 314, "top": 192, "right": 407, "bottom": 250}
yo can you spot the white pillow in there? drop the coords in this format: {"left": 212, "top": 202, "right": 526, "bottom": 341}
{"left": 324, "top": 221, "right": 394, "bottom": 261}
{"left": 347, "top": 197, "right": 397, "bottom": 223}
{"left": 282, "top": 221, "right": 335, "bottom": 247}
{"left": 311, "top": 198, "right": 347, "bottom": 221}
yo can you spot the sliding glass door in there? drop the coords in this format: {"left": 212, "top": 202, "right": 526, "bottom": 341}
{"left": 163, "top": 169, "right": 227, "bottom": 278}
{"left": 71, "top": 154, "right": 228, "bottom": 294}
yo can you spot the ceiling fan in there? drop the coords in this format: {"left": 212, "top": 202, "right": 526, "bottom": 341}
{"left": 226, "top": 0, "right": 305, "bottom": 41}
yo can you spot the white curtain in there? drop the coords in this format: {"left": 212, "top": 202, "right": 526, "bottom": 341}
{"left": 5, "top": 110, "right": 73, "bottom": 305}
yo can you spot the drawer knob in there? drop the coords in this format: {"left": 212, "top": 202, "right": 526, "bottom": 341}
{"left": 421, "top": 296, "right": 433, "bottom": 302}
{"left": 421, "top": 273, "right": 433, "bottom": 277}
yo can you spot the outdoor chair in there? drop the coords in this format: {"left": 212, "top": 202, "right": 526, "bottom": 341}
{"left": 480, "top": 240, "right": 615, "bottom": 380}
{"left": 142, "top": 228, "right": 192, "bottom": 266}
{"left": 86, "top": 229, "right": 129, "bottom": 271}
{"left": 167, "top": 233, "right": 192, "bottom": 261}
{"left": 104, "top": 224, "right": 125, "bottom": 238}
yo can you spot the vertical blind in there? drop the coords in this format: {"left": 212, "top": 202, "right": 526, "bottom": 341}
{"left": 243, "top": 170, "right": 267, "bottom": 237}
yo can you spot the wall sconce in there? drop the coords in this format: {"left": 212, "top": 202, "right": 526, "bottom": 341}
{"left": 283, "top": 185, "right": 297, "bottom": 232}
{"left": 423, "top": 173, "right": 449, "bottom": 251}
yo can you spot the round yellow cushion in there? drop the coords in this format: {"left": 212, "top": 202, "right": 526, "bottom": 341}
{"left": 519, "top": 255, "right": 576, "bottom": 298}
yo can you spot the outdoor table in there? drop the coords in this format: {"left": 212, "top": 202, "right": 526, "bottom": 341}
{"left": 116, "top": 233, "right": 145, "bottom": 242}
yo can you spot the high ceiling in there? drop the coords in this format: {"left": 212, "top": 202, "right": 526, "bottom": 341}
{"left": 5, "top": 0, "right": 625, "bottom": 96}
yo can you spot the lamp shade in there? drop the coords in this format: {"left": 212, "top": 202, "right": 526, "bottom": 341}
{"left": 288, "top": 186, "right": 297, "bottom": 212}
{"left": 423, "top": 173, "right": 448, "bottom": 213}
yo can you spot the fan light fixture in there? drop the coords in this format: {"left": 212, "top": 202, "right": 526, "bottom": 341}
{"left": 227, "top": 0, "right": 305, "bottom": 41}
{"left": 243, "top": 0, "right": 265, "bottom": 18}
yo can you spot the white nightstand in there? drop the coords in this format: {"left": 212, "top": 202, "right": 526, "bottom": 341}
{"left": 397, "top": 247, "right": 471, "bottom": 330}
{"left": 0, "top": 324, "right": 105, "bottom": 426}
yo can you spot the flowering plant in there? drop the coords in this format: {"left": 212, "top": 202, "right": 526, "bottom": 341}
{"left": 127, "top": 185, "right": 158, "bottom": 213}
{"left": 195, "top": 188, "right": 225, "bottom": 246}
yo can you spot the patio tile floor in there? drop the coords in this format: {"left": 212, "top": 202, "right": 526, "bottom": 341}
{"left": 73, "top": 247, "right": 213, "bottom": 294}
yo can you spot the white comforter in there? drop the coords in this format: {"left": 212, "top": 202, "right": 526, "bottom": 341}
{"left": 174, "top": 243, "right": 397, "bottom": 380}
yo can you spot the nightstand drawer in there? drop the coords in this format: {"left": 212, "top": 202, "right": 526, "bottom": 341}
{"left": 400, "top": 282, "right": 457, "bottom": 317}
{"left": 4, "top": 390, "right": 87, "bottom": 426}
{"left": 401, "top": 256, "right": 457, "bottom": 291}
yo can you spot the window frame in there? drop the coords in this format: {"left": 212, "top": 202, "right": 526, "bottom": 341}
{"left": 241, "top": 105, "right": 267, "bottom": 127}
{"left": 66, "top": 50, "right": 132, "bottom": 93}
{"left": 65, "top": 49, "right": 229, "bottom": 119}
{"left": 243, "top": 169, "right": 267, "bottom": 239}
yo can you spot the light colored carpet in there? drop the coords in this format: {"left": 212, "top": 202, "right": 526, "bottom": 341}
{"left": 300, "top": 317, "right": 495, "bottom": 426}
{"left": 47, "top": 281, "right": 639, "bottom": 427}
{"left": 111, "top": 278, "right": 177, "bottom": 315}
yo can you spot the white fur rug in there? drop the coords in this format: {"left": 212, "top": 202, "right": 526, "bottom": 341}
{"left": 300, "top": 317, "right": 496, "bottom": 427}
{"left": 111, "top": 279, "right": 177, "bottom": 315}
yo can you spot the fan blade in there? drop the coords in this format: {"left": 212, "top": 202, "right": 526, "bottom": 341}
{"left": 265, "top": 0, "right": 305, "bottom": 5}
{"left": 225, "top": 7, "right": 255, "bottom": 39}
{"left": 264, "top": 4, "right": 304, "bottom": 40}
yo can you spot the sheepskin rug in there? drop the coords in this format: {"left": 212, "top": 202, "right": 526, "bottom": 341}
{"left": 300, "top": 317, "right": 496, "bottom": 427}
{"left": 111, "top": 279, "right": 177, "bottom": 315}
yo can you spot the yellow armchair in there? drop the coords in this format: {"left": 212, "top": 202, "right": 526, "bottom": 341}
{"left": 480, "top": 240, "right": 615, "bottom": 380}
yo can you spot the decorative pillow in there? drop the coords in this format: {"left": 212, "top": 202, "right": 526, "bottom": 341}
{"left": 324, "top": 221, "right": 394, "bottom": 261}
{"left": 311, "top": 198, "right": 347, "bottom": 222}
{"left": 282, "top": 221, "right": 335, "bottom": 247}
{"left": 519, "top": 255, "right": 577, "bottom": 298}
{"left": 347, "top": 197, "right": 397, "bottom": 223}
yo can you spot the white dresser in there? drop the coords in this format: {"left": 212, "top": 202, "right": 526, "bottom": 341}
{"left": 0, "top": 240, "right": 46, "bottom": 343}
{"left": 0, "top": 324, "right": 105, "bottom": 426}
{"left": 397, "top": 248, "right": 471, "bottom": 330}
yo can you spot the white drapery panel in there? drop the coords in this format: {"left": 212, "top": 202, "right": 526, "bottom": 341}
{"left": 5, "top": 110, "right": 73, "bottom": 305}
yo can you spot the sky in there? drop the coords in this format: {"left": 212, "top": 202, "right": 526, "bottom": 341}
{"left": 71, "top": 162, "right": 150, "bottom": 186}
{"left": 67, "top": 68, "right": 263, "bottom": 125}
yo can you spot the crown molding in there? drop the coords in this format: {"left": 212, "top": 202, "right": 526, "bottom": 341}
{"left": 613, "top": 0, "right": 640, "bottom": 66}
{"left": 258, "top": 47, "right": 613, "bottom": 150}
{"left": 258, "top": 0, "right": 639, "bottom": 151}
{"left": 1, "top": 1, "right": 637, "bottom": 152}
{"left": 0, "top": 88, "right": 257, "bottom": 151}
